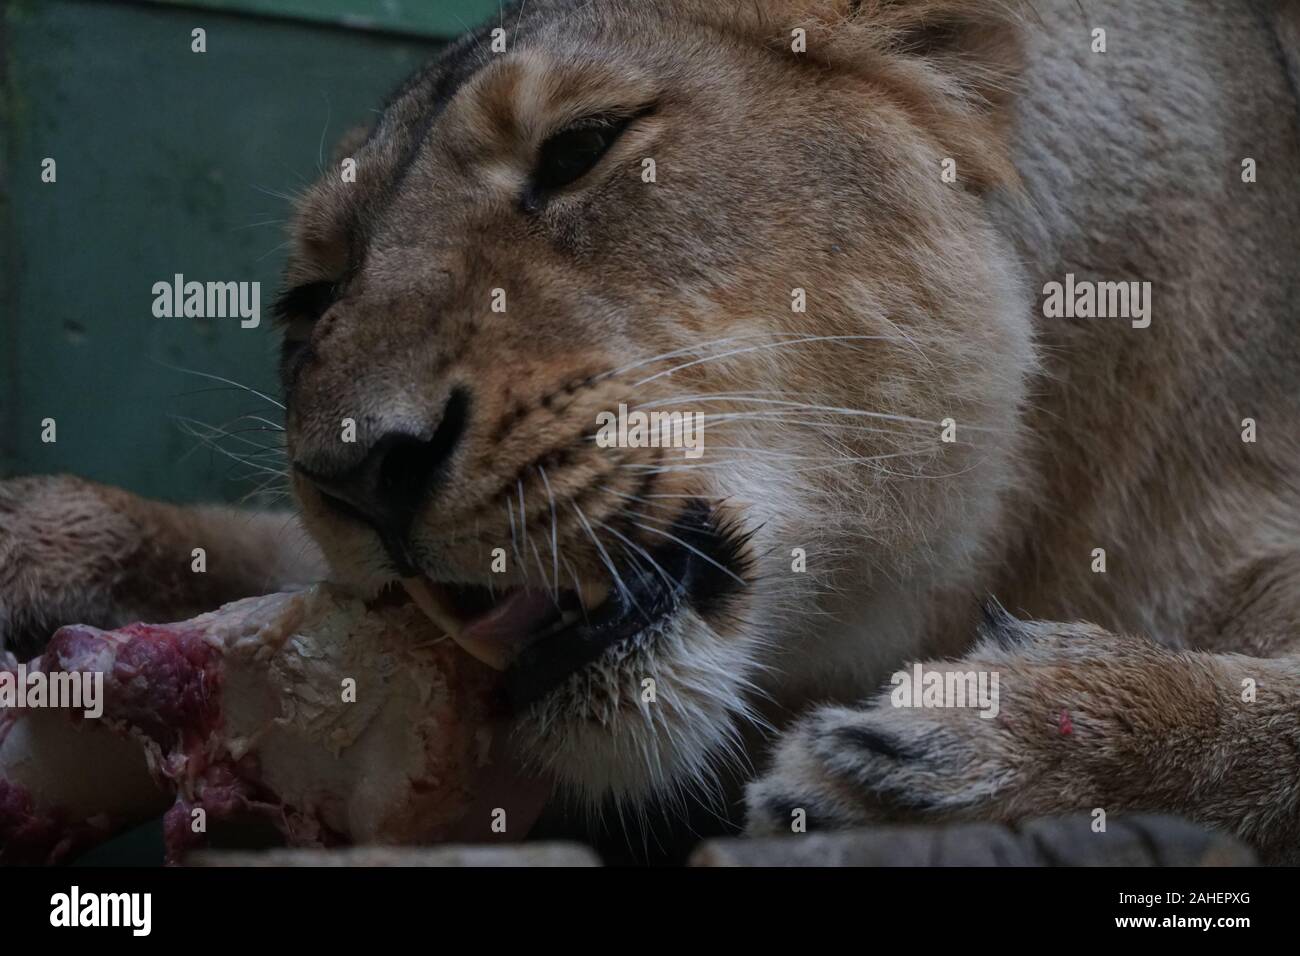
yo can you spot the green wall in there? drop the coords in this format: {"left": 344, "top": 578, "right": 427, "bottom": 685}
{"left": 2, "top": 0, "right": 497, "bottom": 505}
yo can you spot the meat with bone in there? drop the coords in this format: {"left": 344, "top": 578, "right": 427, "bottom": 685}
{"left": 0, "top": 586, "right": 535, "bottom": 865}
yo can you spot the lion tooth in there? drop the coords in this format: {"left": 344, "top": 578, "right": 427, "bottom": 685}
{"left": 578, "top": 580, "right": 610, "bottom": 611}
{"left": 535, "top": 608, "right": 582, "bottom": 641}
{"left": 400, "top": 577, "right": 510, "bottom": 671}
{"left": 400, "top": 577, "right": 462, "bottom": 635}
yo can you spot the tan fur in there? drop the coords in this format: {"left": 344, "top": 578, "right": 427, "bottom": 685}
{"left": 746, "top": 618, "right": 1300, "bottom": 863}
{"left": 0, "top": 476, "right": 324, "bottom": 658}
{"left": 4, "top": 0, "right": 1300, "bottom": 859}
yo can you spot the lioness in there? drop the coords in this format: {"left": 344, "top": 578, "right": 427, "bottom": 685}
{"left": 4, "top": 0, "right": 1300, "bottom": 863}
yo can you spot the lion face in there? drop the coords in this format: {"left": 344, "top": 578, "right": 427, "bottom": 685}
{"left": 276, "top": 0, "right": 1035, "bottom": 809}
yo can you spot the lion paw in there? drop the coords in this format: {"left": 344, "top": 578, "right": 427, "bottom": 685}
{"left": 744, "top": 606, "right": 1159, "bottom": 837}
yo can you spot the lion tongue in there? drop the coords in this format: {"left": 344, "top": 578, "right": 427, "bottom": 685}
{"left": 458, "top": 589, "right": 558, "bottom": 654}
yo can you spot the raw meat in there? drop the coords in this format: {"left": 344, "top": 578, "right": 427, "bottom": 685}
{"left": 0, "top": 586, "right": 513, "bottom": 864}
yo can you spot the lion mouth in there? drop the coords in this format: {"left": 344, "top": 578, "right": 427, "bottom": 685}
{"left": 399, "top": 502, "right": 749, "bottom": 711}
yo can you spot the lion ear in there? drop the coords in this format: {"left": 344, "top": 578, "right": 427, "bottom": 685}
{"left": 763, "top": 0, "right": 1025, "bottom": 189}
{"left": 758, "top": 0, "right": 1024, "bottom": 115}
{"left": 855, "top": 0, "right": 1026, "bottom": 116}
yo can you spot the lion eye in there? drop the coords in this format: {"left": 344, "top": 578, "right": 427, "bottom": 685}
{"left": 533, "top": 120, "right": 625, "bottom": 193}
{"left": 272, "top": 280, "right": 336, "bottom": 325}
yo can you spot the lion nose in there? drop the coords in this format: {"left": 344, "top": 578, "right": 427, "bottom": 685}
{"left": 296, "top": 389, "right": 470, "bottom": 554}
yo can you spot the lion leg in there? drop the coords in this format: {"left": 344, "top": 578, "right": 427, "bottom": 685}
{"left": 745, "top": 594, "right": 1300, "bottom": 863}
{"left": 1, "top": 475, "right": 324, "bottom": 658}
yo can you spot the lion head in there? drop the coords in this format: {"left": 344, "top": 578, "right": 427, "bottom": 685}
{"left": 275, "top": 0, "right": 1035, "bottom": 813}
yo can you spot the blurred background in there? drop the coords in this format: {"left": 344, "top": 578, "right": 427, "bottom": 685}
{"left": 1, "top": 0, "right": 497, "bottom": 864}
{"left": 2, "top": 0, "right": 497, "bottom": 503}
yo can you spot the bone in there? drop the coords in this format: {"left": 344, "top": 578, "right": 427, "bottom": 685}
{"left": 0, "top": 586, "right": 537, "bottom": 865}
